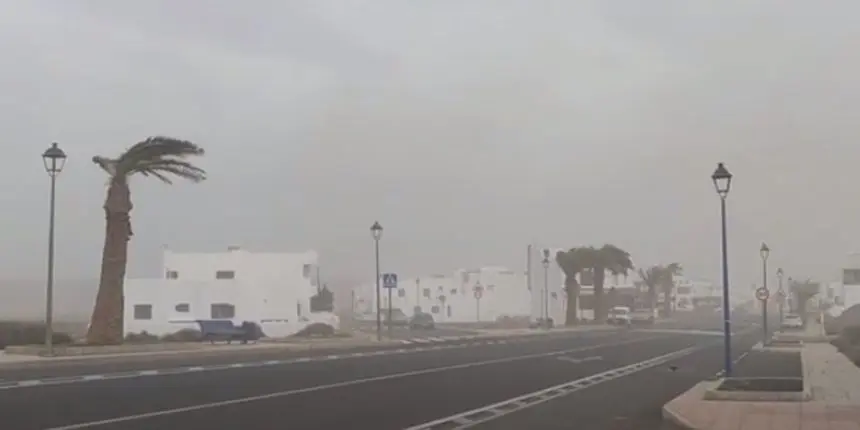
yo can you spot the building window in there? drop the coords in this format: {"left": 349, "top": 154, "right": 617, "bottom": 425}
{"left": 165, "top": 270, "right": 179, "bottom": 279}
{"left": 302, "top": 264, "right": 312, "bottom": 279}
{"left": 431, "top": 305, "right": 440, "bottom": 314}
{"left": 677, "top": 286, "right": 692, "bottom": 295}
{"left": 211, "top": 303, "right": 235, "bottom": 319}
{"left": 844, "top": 269, "right": 860, "bottom": 285}
{"left": 215, "top": 270, "right": 235, "bottom": 280}
{"left": 423, "top": 288, "right": 431, "bottom": 298}
{"left": 174, "top": 303, "right": 190, "bottom": 313}
{"left": 133, "top": 304, "right": 152, "bottom": 320}
{"left": 397, "top": 289, "right": 405, "bottom": 297}
{"left": 450, "top": 288, "right": 457, "bottom": 295}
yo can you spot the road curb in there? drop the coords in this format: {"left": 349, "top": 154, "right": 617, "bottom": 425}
{"left": 661, "top": 395, "right": 698, "bottom": 429}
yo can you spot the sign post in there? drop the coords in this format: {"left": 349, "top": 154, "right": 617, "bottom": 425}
{"left": 383, "top": 273, "right": 398, "bottom": 337}
{"left": 474, "top": 285, "right": 484, "bottom": 322}
{"left": 756, "top": 287, "right": 770, "bottom": 344}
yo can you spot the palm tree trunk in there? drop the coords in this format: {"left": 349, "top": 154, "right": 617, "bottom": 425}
{"left": 564, "top": 278, "right": 580, "bottom": 326}
{"left": 648, "top": 285, "right": 658, "bottom": 315}
{"left": 663, "top": 288, "right": 672, "bottom": 317}
{"left": 86, "top": 181, "right": 132, "bottom": 345}
{"left": 593, "top": 269, "right": 606, "bottom": 323}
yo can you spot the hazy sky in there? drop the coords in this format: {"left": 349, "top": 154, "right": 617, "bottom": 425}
{"left": 1, "top": 1, "right": 858, "bottom": 310}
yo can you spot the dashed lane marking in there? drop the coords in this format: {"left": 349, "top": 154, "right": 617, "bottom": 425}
{"left": 404, "top": 346, "right": 701, "bottom": 430}
{"left": 40, "top": 336, "right": 667, "bottom": 430}
{"left": 0, "top": 332, "right": 624, "bottom": 391}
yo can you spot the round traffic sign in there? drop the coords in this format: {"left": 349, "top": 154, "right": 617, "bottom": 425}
{"left": 755, "top": 287, "right": 770, "bottom": 301}
{"left": 474, "top": 290, "right": 483, "bottom": 299}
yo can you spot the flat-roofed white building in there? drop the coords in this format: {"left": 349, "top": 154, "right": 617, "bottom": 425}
{"left": 123, "top": 246, "right": 337, "bottom": 338}
{"left": 352, "top": 266, "right": 531, "bottom": 323}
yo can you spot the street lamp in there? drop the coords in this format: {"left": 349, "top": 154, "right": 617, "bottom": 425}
{"left": 776, "top": 268, "right": 785, "bottom": 326}
{"left": 370, "top": 221, "right": 383, "bottom": 341}
{"left": 760, "top": 242, "right": 770, "bottom": 344}
{"left": 42, "top": 142, "right": 66, "bottom": 356}
{"left": 542, "top": 249, "right": 550, "bottom": 329}
{"left": 712, "top": 162, "right": 733, "bottom": 376}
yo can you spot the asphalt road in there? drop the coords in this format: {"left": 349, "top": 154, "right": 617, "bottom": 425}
{"left": 0, "top": 324, "right": 763, "bottom": 430}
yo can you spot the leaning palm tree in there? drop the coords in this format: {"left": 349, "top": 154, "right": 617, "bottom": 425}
{"left": 86, "top": 137, "right": 206, "bottom": 345}
{"left": 638, "top": 266, "right": 661, "bottom": 314}
{"left": 589, "top": 244, "right": 633, "bottom": 322}
{"left": 556, "top": 248, "right": 586, "bottom": 326}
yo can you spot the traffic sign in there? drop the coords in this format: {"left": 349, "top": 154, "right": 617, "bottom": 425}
{"left": 382, "top": 273, "right": 398, "bottom": 289}
{"left": 474, "top": 289, "right": 483, "bottom": 299}
{"left": 755, "top": 287, "right": 770, "bottom": 301}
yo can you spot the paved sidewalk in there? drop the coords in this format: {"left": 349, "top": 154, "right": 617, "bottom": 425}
{"left": 663, "top": 343, "right": 860, "bottom": 429}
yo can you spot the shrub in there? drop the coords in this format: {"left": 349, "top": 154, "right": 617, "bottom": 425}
{"left": 294, "top": 323, "right": 335, "bottom": 337}
{"left": 123, "top": 331, "right": 160, "bottom": 344}
{"left": 161, "top": 329, "right": 202, "bottom": 342}
{"left": 0, "top": 321, "right": 72, "bottom": 349}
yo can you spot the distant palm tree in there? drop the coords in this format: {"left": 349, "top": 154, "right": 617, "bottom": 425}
{"left": 86, "top": 137, "right": 206, "bottom": 345}
{"left": 660, "top": 263, "right": 683, "bottom": 316}
{"left": 587, "top": 244, "right": 633, "bottom": 322}
{"left": 638, "top": 266, "right": 661, "bottom": 314}
{"left": 555, "top": 248, "right": 587, "bottom": 326}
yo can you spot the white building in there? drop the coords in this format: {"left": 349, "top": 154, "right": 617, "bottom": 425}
{"left": 124, "top": 247, "right": 337, "bottom": 338}
{"left": 353, "top": 266, "right": 531, "bottom": 323}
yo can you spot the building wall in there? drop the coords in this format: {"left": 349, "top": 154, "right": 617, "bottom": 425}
{"left": 353, "top": 267, "right": 531, "bottom": 323}
{"left": 124, "top": 247, "right": 327, "bottom": 337}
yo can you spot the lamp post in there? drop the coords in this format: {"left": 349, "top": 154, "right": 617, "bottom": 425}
{"left": 712, "top": 162, "right": 733, "bottom": 376}
{"left": 760, "top": 243, "right": 770, "bottom": 345}
{"left": 542, "top": 249, "right": 550, "bottom": 329}
{"left": 370, "top": 221, "right": 383, "bottom": 341}
{"left": 776, "top": 268, "right": 785, "bottom": 328}
{"left": 42, "top": 142, "right": 66, "bottom": 356}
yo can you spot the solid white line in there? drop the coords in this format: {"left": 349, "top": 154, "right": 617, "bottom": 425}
{"left": 43, "top": 336, "right": 663, "bottom": 429}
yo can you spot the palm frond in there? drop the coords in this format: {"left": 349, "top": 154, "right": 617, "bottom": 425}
{"left": 95, "top": 136, "right": 206, "bottom": 183}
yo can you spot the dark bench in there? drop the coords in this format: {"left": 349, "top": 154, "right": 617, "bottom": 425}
{"left": 196, "top": 320, "right": 262, "bottom": 344}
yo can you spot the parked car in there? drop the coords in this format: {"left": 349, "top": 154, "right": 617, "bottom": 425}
{"left": 630, "top": 309, "right": 655, "bottom": 325}
{"left": 383, "top": 309, "right": 410, "bottom": 326}
{"left": 409, "top": 312, "right": 435, "bottom": 330}
{"left": 781, "top": 313, "right": 803, "bottom": 329}
{"left": 607, "top": 306, "right": 632, "bottom": 326}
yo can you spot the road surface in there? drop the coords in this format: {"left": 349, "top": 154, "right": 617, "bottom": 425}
{"left": 0, "top": 323, "right": 761, "bottom": 429}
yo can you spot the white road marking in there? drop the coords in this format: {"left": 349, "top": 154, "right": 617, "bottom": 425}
{"left": 556, "top": 355, "right": 602, "bottom": 364}
{"left": 405, "top": 347, "right": 700, "bottom": 429}
{"left": 41, "top": 336, "right": 664, "bottom": 430}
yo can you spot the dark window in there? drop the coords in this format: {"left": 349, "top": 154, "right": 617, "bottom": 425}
{"left": 166, "top": 270, "right": 179, "bottom": 279}
{"left": 302, "top": 264, "right": 312, "bottom": 278}
{"left": 844, "top": 269, "right": 860, "bottom": 285}
{"left": 174, "top": 303, "right": 190, "bottom": 313}
{"left": 431, "top": 305, "right": 440, "bottom": 314}
{"left": 423, "top": 288, "right": 431, "bottom": 298}
{"left": 450, "top": 288, "right": 457, "bottom": 295}
{"left": 580, "top": 269, "right": 594, "bottom": 286}
{"left": 215, "top": 270, "right": 235, "bottom": 280}
{"left": 133, "top": 304, "right": 152, "bottom": 320}
{"left": 211, "top": 303, "right": 235, "bottom": 319}
{"left": 397, "top": 288, "right": 406, "bottom": 297}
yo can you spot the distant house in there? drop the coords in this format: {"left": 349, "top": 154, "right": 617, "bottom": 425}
{"left": 352, "top": 267, "right": 531, "bottom": 323}
{"left": 123, "top": 247, "right": 337, "bottom": 337}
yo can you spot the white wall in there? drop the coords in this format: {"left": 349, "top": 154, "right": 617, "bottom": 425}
{"left": 353, "top": 267, "right": 531, "bottom": 323}
{"left": 124, "top": 247, "right": 325, "bottom": 337}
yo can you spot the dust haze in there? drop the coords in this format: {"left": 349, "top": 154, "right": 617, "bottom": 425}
{"left": 0, "top": 1, "right": 856, "bottom": 320}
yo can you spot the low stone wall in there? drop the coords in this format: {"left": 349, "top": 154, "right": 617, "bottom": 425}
{"left": 5, "top": 342, "right": 208, "bottom": 357}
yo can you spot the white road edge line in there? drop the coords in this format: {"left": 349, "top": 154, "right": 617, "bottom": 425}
{"left": 42, "top": 336, "right": 665, "bottom": 430}
{"left": 404, "top": 346, "right": 701, "bottom": 430}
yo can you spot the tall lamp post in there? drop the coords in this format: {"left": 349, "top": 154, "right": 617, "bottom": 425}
{"left": 542, "top": 249, "right": 550, "bottom": 328}
{"left": 760, "top": 243, "right": 770, "bottom": 344}
{"left": 776, "top": 268, "right": 785, "bottom": 326}
{"left": 42, "top": 142, "right": 66, "bottom": 356}
{"left": 370, "top": 221, "right": 383, "bottom": 341}
{"left": 712, "top": 162, "right": 733, "bottom": 377}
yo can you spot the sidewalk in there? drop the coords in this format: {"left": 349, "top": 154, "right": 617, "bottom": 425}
{"left": 663, "top": 343, "right": 860, "bottom": 429}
